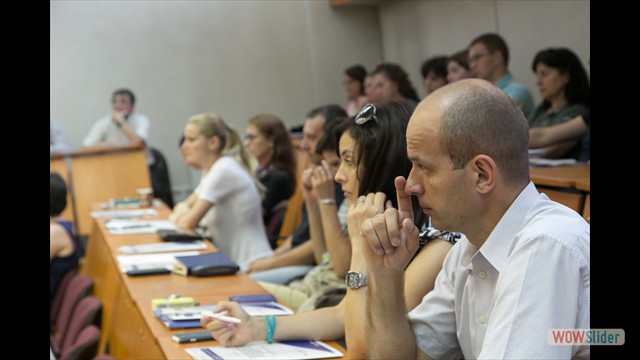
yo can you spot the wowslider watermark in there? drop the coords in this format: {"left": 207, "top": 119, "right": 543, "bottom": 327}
{"left": 548, "top": 329, "right": 625, "bottom": 345}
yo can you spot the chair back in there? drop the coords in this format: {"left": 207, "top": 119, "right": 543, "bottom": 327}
{"left": 54, "top": 275, "right": 93, "bottom": 338}
{"left": 51, "top": 268, "right": 77, "bottom": 327}
{"left": 149, "top": 147, "right": 174, "bottom": 208}
{"left": 59, "top": 325, "right": 100, "bottom": 360}
{"left": 61, "top": 296, "right": 103, "bottom": 353}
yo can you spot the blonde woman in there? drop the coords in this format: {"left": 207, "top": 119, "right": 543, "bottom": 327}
{"left": 170, "top": 113, "right": 273, "bottom": 269}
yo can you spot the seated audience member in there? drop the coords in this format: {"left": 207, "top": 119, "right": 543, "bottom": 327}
{"left": 222, "top": 122, "right": 259, "bottom": 175}
{"left": 50, "top": 172, "right": 80, "bottom": 309}
{"left": 50, "top": 116, "right": 68, "bottom": 153}
{"left": 530, "top": 111, "right": 590, "bottom": 162}
{"left": 246, "top": 105, "right": 346, "bottom": 284}
{"left": 364, "top": 73, "right": 380, "bottom": 105}
{"left": 420, "top": 56, "right": 449, "bottom": 97}
{"left": 371, "top": 63, "right": 420, "bottom": 109}
{"left": 204, "top": 102, "right": 458, "bottom": 359}
{"left": 359, "top": 79, "right": 589, "bottom": 359}
{"left": 527, "top": 48, "right": 590, "bottom": 159}
{"left": 446, "top": 49, "right": 473, "bottom": 83}
{"left": 243, "top": 114, "right": 297, "bottom": 244}
{"left": 342, "top": 64, "right": 369, "bottom": 116}
{"left": 169, "top": 113, "right": 273, "bottom": 270}
{"left": 468, "top": 33, "right": 535, "bottom": 117}
{"left": 83, "top": 88, "right": 150, "bottom": 153}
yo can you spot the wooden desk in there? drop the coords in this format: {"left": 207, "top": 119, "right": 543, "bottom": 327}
{"left": 83, "top": 202, "right": 345, "bottom": 359}
{"left": 70, "top": 146, "right": 151, "bottom": 235}
{"left": 530, "top": 165, "right": 590, "bottom": 213}
{"left": 530, "top": 164, "right": 590, "bottom": 188}
{"left": 574, "top": 179, "right": 591, "bottom": 222}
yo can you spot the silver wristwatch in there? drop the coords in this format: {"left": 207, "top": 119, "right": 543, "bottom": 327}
{"left": 345, "top": 271, "right": 368, "bottom": 289}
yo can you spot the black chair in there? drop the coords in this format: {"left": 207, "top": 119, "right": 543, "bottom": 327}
{"left": 149, "top": 147, "right": 174, "bottom": 208}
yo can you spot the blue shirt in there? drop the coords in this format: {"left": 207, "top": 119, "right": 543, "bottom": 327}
{"left": 495, "top": 73, "right": 535, "bottom": 118}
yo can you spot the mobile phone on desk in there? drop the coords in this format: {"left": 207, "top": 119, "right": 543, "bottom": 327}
{"left": 171, "top": 330, "right": 214, "bottom": 343}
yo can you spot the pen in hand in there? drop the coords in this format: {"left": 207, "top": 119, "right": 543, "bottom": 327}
{"left": 201, "top": 310, "right": 242, "bottom": 324}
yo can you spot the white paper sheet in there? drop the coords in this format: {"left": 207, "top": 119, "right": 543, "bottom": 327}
{"left": 117, "top": 241, "right": 207, "bottom": 254}
{"left": 185, "top": 340, "right": 343, "bottom": 360}
{"left": 116, "top": 251, "right": 200, "bottom": 273}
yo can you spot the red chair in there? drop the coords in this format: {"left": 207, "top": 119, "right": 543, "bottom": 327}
{"left": 59, "top": 325, "right": 100, "bottom": 360}
{"left": 51, "top": 275, "right": 93, "bottom": 351}
{"left": 62, "top": 296, "right": 102, "bottom": 353}
{"left": 51, "top": 269, "right": 77, "bottom": 330}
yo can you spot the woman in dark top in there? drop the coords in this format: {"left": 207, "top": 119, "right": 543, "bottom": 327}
{"left": 50, "top": 172, "right": 80, "bottom": 308}
{"left": 243, "top": 114, "right": 297, "bottom": 243}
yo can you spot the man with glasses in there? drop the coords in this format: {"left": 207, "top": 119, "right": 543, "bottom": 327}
{"left": 359, "top": 79, "right": 589, "bottom": 359}
{"left": 468, "top": 33, "right": 534, "bottom": 117}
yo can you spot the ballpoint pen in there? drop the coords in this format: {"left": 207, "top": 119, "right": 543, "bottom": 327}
{"left": 201, "top": 310, "right": 242, "bottom": 324}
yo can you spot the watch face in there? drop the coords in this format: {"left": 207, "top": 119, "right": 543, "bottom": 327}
{"left": 347, "top": 271, "right": 365, "bottom": 288}
{"left": 347, "top": 272, "right": 358, "bottom": 287}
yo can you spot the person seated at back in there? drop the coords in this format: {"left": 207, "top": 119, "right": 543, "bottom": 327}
{"left": 420, "top": 56, "right": 449, "bottom": 97}
{"left": 50, "top": 172, "right": 80, "bottom": 309}
{"left": 527, "top": 48, "right": 590, "bottom": 159}
{"left": 50, "top": 116, "right": 68, "bottom": 153}
{"left": 468, "top": 33, "right": 535, "bottom": 117}
{"left": 371, "top": 63, "right": 421, "bottom": 109}
{"left": 446, "top": 49, "right": 473, "bottom": 83}
{"left": 83, "top": 88, "right": 150, "bottom": 152}
{"left": 342, "top": 64, "right": 370, "bottom": 116}
{"left": 169, "top": 112, "right": 273, "bottom": 270}
{"left": 243, "top": 114, "right": 297, "bottom": 245}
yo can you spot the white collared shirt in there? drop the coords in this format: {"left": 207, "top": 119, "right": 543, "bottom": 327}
{"left": 408, "top": 182, "right": 590, "bottom": 359}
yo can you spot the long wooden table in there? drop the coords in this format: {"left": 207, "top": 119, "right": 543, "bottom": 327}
{"left": 51, "top": 145, "right": 151, "bottom": 236}
{"left": 81, "top": 202, "right": 348, "bottom": 359}
{"left": 530, "top": 164, "right": 590, "bottom": 215}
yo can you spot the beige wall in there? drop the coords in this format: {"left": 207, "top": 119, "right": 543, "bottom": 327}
{"left": 377, "top": 0, "right": 590, "bottom": 102}
{"left": 50, "top": 1, "right": 381, "bottom": 194}
{"left": 51, "top": 0, "right": 589, "bottom": 196}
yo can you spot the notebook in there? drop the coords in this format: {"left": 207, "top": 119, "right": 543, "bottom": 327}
{"left": 173, "top": 252, "right": 240, "bottom": 277}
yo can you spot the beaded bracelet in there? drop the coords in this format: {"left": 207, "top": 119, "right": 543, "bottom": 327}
{"left": 264, "top": 315, "right": 276, "bottom": 344}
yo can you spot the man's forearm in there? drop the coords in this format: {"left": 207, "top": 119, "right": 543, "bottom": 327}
{"left": 366, "top": 271, "right": 417, "bottom": 359}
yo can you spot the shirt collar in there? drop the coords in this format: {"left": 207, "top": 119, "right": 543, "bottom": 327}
{"left": 465, "top": 182, "right": 539, "bottom": 272}
{"left": 495, "top": 73, "right": 513, "bottom": 89}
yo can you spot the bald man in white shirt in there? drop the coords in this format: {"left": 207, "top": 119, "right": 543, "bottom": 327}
{"left": 359, "top": 79, "right": 589, "bottom": 359}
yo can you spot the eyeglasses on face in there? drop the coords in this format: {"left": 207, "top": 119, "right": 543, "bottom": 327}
{"left": 468, "top": 52, "right": 490, "bottom": 64}
{"left": 355, "top": 103, "right": 377, "bottom": 125}
{"left": 243, "top": 134, "right": 259, "bottom": 142}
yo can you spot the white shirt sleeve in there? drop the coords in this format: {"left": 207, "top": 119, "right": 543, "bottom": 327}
{"left": 479, "top": 233, "right": 590, "bottom": 359}
{"left": 83, "top": 117, "right": 108, "bottom": 147}
{"left": 130, "top": 113, "right": 150, "bottom": 141}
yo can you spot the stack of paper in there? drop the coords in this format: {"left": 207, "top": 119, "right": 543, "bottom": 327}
{"left": 91, "top": 208, "right": 158, "bottom": 219}
{"left": 116, "top": 251, "right": 200, "bottom": 273}
{"left": 154, "top": 305, "right": 217, "bottom": 329}
{"left": 229, "top": 294, "right": 293, "bottom": 316}
{"left": 106, "top": 219, "right": 176, "bottom": 234}
{"left": 117, "top": 241, "right": 208, "bottom": 254}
